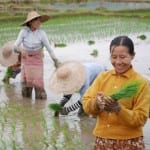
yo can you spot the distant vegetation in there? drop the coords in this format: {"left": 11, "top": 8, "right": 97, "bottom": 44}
{"left": 0, "top": 0, "right": 150, "bottom": 22}
{"left": 0, "top": 0, "right": 150, "bottom": 3}
{"left": 0, "top": 7, "right": 150, "bottom": 22}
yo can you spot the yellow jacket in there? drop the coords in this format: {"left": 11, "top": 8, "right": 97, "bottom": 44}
{"left": 82, "top": 67, "right": 150, "bottom": 139}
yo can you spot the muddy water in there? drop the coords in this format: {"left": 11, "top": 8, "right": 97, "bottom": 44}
{"left": 0, "top": 82, "right": 96, "bottom": 149}
{"left": 0, "top": 34, "right": 150, "bottom": 149}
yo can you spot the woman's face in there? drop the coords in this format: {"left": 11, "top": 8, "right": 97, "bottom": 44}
{"left": 110, "top": 45, "right": 135, "bottom": 74}
{"left": 29, "top": 17, "right": 41, "bottom": 31}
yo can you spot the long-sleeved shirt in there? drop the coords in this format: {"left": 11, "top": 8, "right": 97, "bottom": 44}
{"left": 82, "top": 67, "right": 150, "bottom": 139}
{"left": 14, "top": 27, "right": 56, "bottom": 59}
{"left": 79, "top": 63, "right": 106, "bottom": 102}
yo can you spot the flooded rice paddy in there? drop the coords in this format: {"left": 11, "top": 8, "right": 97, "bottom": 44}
{"left": 0, "top": 14, "right": 150, "bottom": 149}
{"left": 0, "top": 32, "right": 150, "bottom": 149}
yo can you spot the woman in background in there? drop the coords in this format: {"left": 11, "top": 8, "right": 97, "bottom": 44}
{"left": 13, "top": 11, "right": 59, "bottom": 99}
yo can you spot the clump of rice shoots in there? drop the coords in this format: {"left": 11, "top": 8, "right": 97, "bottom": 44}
{"left": 49, "top": 81, "right": 141, "bottom": 112}
{"left": 109, "top": 81, "right": 141, "bottom": 101}
{"left": 48, "top": 103, "right": 62, "bottom": 111}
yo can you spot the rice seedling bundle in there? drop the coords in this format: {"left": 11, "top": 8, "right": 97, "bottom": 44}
{"left": 49, "top": 81, "right": 141, "bottom": 112}
{"left": 109, "top": 81, "right": 141, "bottom": 101}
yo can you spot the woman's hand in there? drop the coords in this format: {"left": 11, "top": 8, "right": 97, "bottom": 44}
{"left": 95, "top": 92, "right": 106, "bottom": 111}
{"left": 104, "top": 97, "right": 121, "bottom": 113}
{"left": 95, "top": 92, "right": 121, "bottom": 113}
{"left": 21, "top": 50, "right": 27, "bottom": 59}
{"left": 53, "top": 59, "right": 61, "bottom": 68}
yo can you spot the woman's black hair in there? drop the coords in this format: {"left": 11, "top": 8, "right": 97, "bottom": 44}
{"left": 110, "top": 36, "right": 135, "bottom": 55}
{"left": 26, "top": 22, "right": 30, "bottom": 27}
{"left": 26, "top": 17, "right": 40, "bottom": 27}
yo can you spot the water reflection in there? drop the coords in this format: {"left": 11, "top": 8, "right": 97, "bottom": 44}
{"left": 0, "top": 82, "right": 95, "bottom": 149}
{"left": 44, "top": 113, "right": 95, "bottom": 150}
{"left": 0, "top": 83, "right": 47, "bottom": 149}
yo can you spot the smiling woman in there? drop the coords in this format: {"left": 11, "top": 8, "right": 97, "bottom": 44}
{"left": 82, "top": 35, "right": 150, "bottom": 150}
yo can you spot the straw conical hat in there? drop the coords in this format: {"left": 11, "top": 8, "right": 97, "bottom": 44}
{"left": 49, "top": 61, "right": 86, "bottom": 94}
{"left": 21, "top": 11, "right": 49, "bottom": 26}
{"left": 0, "top": 40, "right": 20, "bottom": 67}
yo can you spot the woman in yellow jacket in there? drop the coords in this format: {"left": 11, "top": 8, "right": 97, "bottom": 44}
{"left": 82, "top": 36, "right": 150, "bottom": 150}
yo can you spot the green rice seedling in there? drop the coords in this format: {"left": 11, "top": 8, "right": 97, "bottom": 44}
{"left": 0, "top": 102, "right": 24, "bottom": 149}
{"left": 48, "top": 81, "right": 141, "bottom": 113}
{"left": 54, "top": 43, "right": 67, "bottom": 47}
{"left": 49, "top": 118, "right": 61, "bottom": 149}
{"left": 48, "top": 103, "right": 62, "bottom": 112}
{"left": 90, "top": 49, "right": 98, "bottom": 57}
{"left": 88, "top": 40, "right": 95, "bottom": 45}
{"left": 0, "top": 139, "right": 7, "bottom": 150}
{"left": 137, "top": 34, "right": 146, "bottom": 40}
{"left": 109, "top": 81, "right": 141, "bottom": 101}
{"left": 48, "top": 119, "right": 86, "bottom": 150}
